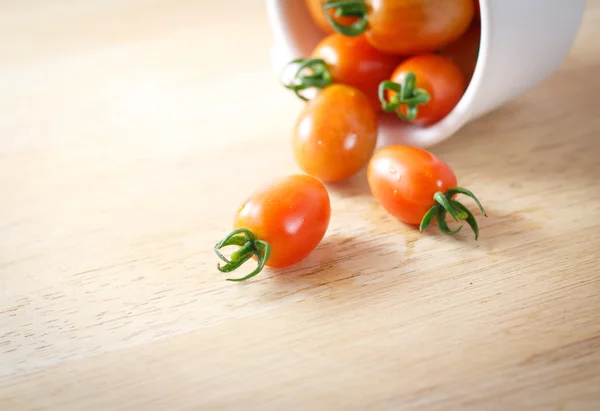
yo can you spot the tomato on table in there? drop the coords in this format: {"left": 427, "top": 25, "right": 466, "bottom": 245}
{"left": 292, "top": 84, "right": 378, "bottom": 182}
{"left": 305, "top": 0, "right": 358, "bottom": 34}
{"left": 214, "top": 174, "right": 331, "bottom": 281}
{"left": 379, "top": 54, "right": 466, "bottom": 126}
{"left": 323, "top": 0, "right": 474, "bottom": 55}
{"left": 439, "top": 23, "right": 481, "bottom": 83}
{"left": 282, "top": 33, "right": 402, "bottom": 111}
{"left": 367, "top": 145, "right": 487, "bottom": 239}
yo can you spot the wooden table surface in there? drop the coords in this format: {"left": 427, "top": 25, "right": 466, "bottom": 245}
{"left": 1, "top": 1, "right": 600, "bottom": 410}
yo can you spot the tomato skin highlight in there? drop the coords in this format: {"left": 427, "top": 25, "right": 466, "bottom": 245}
{"left": 367, "top": 145, "right": 457, "bottom": 225}
{"left": 387, "top": 54, "right": 465, "bottom": 126}
{"left": 305, "top": 0, "right": 358, "bottom": 34}
{"left": 364, "top": 0, "right": 474, "bottom": 55}
{"left": 233, "top": 174, "right": 331, "bottom": 268}
{"left": 310, "top": 33, "right": 403, "bottom": 111}
{"left": 292, "top": 84, "right": 379, "bottom": 182}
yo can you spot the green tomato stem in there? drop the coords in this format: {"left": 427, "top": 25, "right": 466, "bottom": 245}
{"left": 378, "top": 81, "right": 402, "bottom": 112}
{"left": 419, "top": 205, "right": 438, "bottom": 233}
{"left": 322, "top": 1, "right": 368, "bottom": 36}
{"left": 378, "top": 73, "right": 430, "bottom": 122}
{"left": 437, "top": 207, "right": 463, "bottom": 236}
{"left": 446, "top": 187, "right": 488, "bottom": 217}
{"left": 214, "top": 228, "right": 272, "bottom": 282}
{"left": 450, "top": 200, "right": 480, "bottom": 240}
{"left": 280, "top": 58, "right": 332, "bottom": 101}
{"left": 434, "top": 191, "right": 467, "bottom": 222}
{"left": 419, "top": 187, "right": 487, "bottom": 240}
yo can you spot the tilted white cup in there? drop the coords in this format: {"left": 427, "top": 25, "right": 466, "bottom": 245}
{"left": 266, "top": 0, "right": 586, "bottom": 147}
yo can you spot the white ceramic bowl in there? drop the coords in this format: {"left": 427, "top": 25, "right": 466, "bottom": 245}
{"left": 267, "top": 0, "right": 586, "bottom": 147}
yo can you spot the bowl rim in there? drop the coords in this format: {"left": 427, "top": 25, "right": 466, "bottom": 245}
{"left": 266, "top": 0, "right": 487, "bottom": 147}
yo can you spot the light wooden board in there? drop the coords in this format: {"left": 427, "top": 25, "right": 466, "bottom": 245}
{"left": 1, "top": 0, "right": 599, "bottom": 410}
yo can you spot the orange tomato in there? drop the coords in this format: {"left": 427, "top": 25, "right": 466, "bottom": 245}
{"left": 306, "top": 33, "right": 403, "bottom": 111}
{"left": 215, "top": 174, "right": 331, "bottom": 281}
{"left": 323, "top": 0, "right": 474, "bottom": 55}
{"left": 292, "top": 84, "right": 378, "bottom": 182}
{"left": 440, "top": 23, "right": 481, "bottom": 83}
{"left": 367, "top": 145, "right": 486, "bottom": 238}
{"left": 383, "top": 54, "right": 465, "bottom": 126}
{"left": 304, "top": 0, "right": 357, "bottom": 34}
{"left": 368, "top": 145, "right": 457, "bottom": 225}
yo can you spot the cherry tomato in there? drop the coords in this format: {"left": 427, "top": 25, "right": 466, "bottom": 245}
{"left": 304, "top": 0, "right": 357, "bottom": 34}
{"left": 473, "top": 0, "right": 481, "bottom": 21}
{"left": 439, "top": 23, "right": 481, "bottom": 83}
{"left": 381, "top": 54, "right": 465, "bottom": 126}
{"left": 323, "top": 0, "right": 474, "bottom": 55}
{"left": 367, "top": 145, "right": 486, "bottom": 238}
{"left": 287, "top": 33, "right": 403, "bottom": 111}
{"left": 292, "top": 84, "right": 378, "bottom": 182}
{"left": 214, "top": 174, "right": 331, "bottom": 281}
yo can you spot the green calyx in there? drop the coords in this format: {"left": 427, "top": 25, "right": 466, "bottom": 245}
{"left": 322, "top": 1, "right": 368, "bottom": 36}
{"left": 214, "top": 228, "right": 272, "bottom": 282}
{"left": 379, "top": 72, "right": 430, "bottom": 122}
{"left": 419, "top": 187, "right": 488, "bottom": 240}
{"left": 281, "top": 58, "right": 332, "bottom": 101}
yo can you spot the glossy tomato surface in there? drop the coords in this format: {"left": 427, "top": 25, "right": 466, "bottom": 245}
{"left": 311, "top": 33, "right": 403, "bottom": 111}
{"left": 293, "top": 84, "right": 378, "bottom": 182}
{"left": 234, "top": 174, "right": 331, "bottom": 268}
{"left": 367, "top": 145, "right": 457, "bottom": 225}
{"left": 364, "top": 0, "right": 474, "bottom": 54}
{"left": 388, "top": 54, "right": 465, "bottom": 126}
{"left": 304, "top": 0, "right": 357, "bottom": 34}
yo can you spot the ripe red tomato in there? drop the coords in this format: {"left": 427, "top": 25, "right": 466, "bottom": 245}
{"left": 473, "top": 0, "right": 481, "bottom": 21}
{"left": 367, "top": 145, "right": 486, "bottom": 238}
{"left": 304, "top": 0, "right": 358, "bottom": 34}
{"left": 215, "top": 174, "right": 331, "bottom": 281}
{"left": 283, "top": 34, "right": 402, "bottom": 112}
{"left": 292, "top": 84, "right": 378, "bottom": 182}
{"left": 439, "top": 23, "right": 481, "bottom": 83}
{"left": 381, "top": 54, "right": 465, "bottom": 126}
{"left": 316, "top": 34, "right": 402, "bottom": 111}
{"left": 323, "top": 0, "right": 474, "bottom": 55}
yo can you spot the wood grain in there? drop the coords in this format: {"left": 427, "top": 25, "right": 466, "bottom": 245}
{"left": 1, "top": 0, "right": 600, "bottom": 410}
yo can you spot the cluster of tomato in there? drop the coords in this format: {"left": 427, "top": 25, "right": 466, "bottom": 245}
{"left": 214, "top": 0, "right": 486, "bottom": 282}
